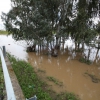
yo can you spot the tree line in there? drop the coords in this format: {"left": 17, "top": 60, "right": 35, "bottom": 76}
{"left": 1, "top": 0, "right": 100, "bottom": 55}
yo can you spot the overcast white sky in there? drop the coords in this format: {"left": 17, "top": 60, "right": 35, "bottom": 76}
{"left": 0, "top": 0, "right": 11, "bottom": 29}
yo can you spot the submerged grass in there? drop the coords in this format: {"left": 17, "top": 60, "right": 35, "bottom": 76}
{"left": 47, "top": 76, "right": 63, "bottom": 86}
{"left": 79, "top": 57, "right": 92, "bottom": 65}
{"left": 37, "top": 69, "right": 46, "bottom": 73}
{"left": 84, "top": 72, "right": 100, "bottom": 83}
{"left": 7, "top": 53, "right": 80, "bottom": 100}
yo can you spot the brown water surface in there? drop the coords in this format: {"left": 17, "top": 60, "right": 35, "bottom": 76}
{"left": 1, "top": 35, "right": 100, "bottom": 100}
{"left": 28, "top": 52, "right": 100, "bottom": 100}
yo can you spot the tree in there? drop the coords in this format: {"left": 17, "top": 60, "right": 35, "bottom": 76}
{"left": 1, "top": 0, "right": 100, "bottom": 53}
{"left": 70, "top": 0, "right": 99, "bottom": 50}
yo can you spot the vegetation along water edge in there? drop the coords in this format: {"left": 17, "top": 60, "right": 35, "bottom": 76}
{"left": 7, "top": 53, "right": 80, "bottom": 100}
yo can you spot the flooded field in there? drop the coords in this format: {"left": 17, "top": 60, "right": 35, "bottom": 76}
{"left": 0, "top": 35, "right": 100, "bottom": 100}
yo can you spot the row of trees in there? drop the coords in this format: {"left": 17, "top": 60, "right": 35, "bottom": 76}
{"left": 1, "top": 0, "right": 100, "bottom": 54}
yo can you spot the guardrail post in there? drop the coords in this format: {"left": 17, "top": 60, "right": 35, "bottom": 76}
{"left": 2, "top": 46, "right": 6, "bottom": 58}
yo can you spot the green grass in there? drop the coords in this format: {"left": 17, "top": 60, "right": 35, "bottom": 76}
{"left": 0, "top": 30, "right": 8, "bottom": 35}
{"left": 0, "top": 59, "right": 5, "bottom": 100}
{"left": 7, "top": 53, "right": 80, "bottom": 100}
{"left": 7, "top": 54, "right": 52, "bottom": 99}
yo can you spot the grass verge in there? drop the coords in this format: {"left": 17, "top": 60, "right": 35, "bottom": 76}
{"left": 0, "top": 59, "right": 5, "bottom": 100}
{"left": 7, "top": 53, "right": 80, "bottom": 100}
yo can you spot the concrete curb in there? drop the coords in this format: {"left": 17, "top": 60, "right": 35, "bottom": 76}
{"left": 5, "top": 57, "right": 25, "bottom": 100}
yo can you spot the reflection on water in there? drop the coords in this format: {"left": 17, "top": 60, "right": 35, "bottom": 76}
{"left": 0, "top": 35, "right": 28, "bottom": 60}
{"left": 0, "top": 35, "right": 100, "bottom": 100}
{"left": 28, "top": 52, "right": 100, "bottom": 100}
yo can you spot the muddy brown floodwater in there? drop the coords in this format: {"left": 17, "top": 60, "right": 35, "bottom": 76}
{"left": 0, "top": 35, "right": 100, "bottom": 100}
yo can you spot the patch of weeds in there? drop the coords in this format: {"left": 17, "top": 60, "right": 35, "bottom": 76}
{"left": 56, "top": 92, "right": 80, "bottom": 100}
{"left": 7, "top": 53, "right": 79, "bottom": 100}
{"left": 79, "top": 57, "right": 92, "bottom": 65}
{"left": 37, "top": 69, "right": 46, "bottom": 73}
{"left": 47, "top": 76, "right": 63, "bottom": 86}
{"left": 0, "top": 59, "right": 5, "bottom": 100}
{"left": 84, "top": 72, "right": 100, "bottom": 83}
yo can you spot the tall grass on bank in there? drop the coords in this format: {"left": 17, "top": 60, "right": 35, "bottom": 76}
{"left": 0, "top": 30, "right": 8, "bottom": 35}
{"left": 7, "top": 53, "right": 79, "bottom": 100}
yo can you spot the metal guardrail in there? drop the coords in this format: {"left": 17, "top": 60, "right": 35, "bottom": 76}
{"left": 0, "top": 46, "right": 37, "bottom": 100}
{"left": 0, "top": 46, "right": 16, "bottom": 100}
